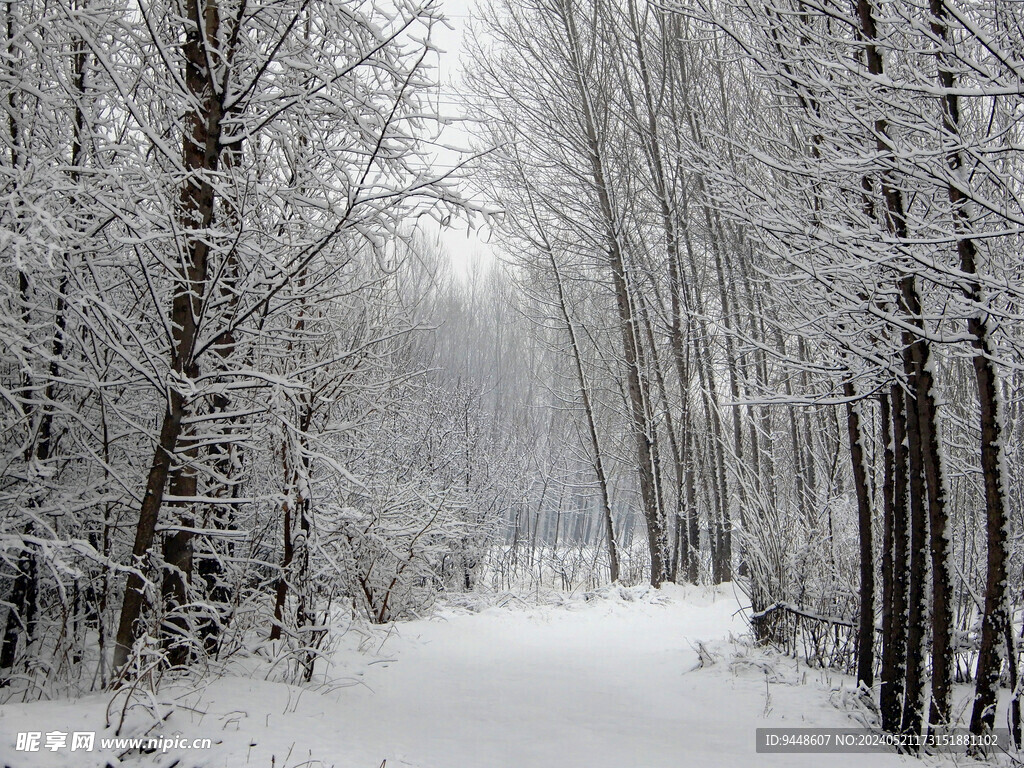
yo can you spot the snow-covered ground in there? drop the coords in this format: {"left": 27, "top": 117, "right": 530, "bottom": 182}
{"left": 0, "top": 584, "right": 997, "bottom": 767}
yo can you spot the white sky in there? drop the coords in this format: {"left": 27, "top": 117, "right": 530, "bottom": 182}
{"left": 418, "top": 0, "right": 497, "bottom": 280}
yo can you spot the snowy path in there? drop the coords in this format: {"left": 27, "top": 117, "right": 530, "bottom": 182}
{"left": 198, "top": 584, "right": 911, "bottom": 768}
{"left": 1, "top": 585, "right": 917, "bottom": 767}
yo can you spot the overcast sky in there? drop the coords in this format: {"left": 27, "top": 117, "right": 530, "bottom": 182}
{"left": 424, "top": 0, "right": 497, "bottom": 280}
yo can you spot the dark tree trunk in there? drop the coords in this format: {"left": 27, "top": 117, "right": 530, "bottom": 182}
{"left": 113, "top": 399, "right": 187, "bottom": 673}
{"left": 966, "top": 192, "right": 1017, "bottom": 740}
{"left": 161, "top": 467, "right": 195, "bottom": 667}
{"left": 269, "top": 500, "right": 293, "bottom": 642}
{"left": 112, "top": 0, "right": 224, "bottom": 677}
{"left": 923, "top": 0, "right": 1016, "bottom": 741}
{"left": 0, "top": 532, "right": 37, "bottom": 684}
{"left": 844, "top": 381, "right": 874, "bottom": 689}
{"left": 899, "top": 277, "right": 953, "bottom": 730}
{"left": 899, "top": 328, "right": 929, "bottom": 742}
{"left": 880, "top": 386, "right": 909, "bottom": 732}
{"left": 917, "top": 342, "right": 953, "bottom": 729}
{"left": 853, "top": 0, "right": 932, "bottom": 740}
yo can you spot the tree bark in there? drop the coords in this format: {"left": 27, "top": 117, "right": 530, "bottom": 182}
{"left": 899, "top": 326, "right": 930, "bottom": 741}
{"left": 880, "top": 385, "right": 909, "bottom": 733}
{"left": 547, "top": 243, "right": 621, "bottom": 582}
{"left": 844, "top": 380, "right": 874, "bottom": 689}
{"left": 112, "top": 0, "right": 224, "bottom": 677}
{"left": 556, "top": 0, "right": 666, "bottom": 585}
{"left": 922, "top": 0, "right": 1015, "bottom": 740}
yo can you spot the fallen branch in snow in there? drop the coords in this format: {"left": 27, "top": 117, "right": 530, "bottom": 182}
{"left": 752, "top": 601, "right": 978, "bottom": 651}
{"left": 694, "top": 641, "right": 716, "bottom": 668}
{"left": 748, "top": 601, "right": 860, "bottom": 673}
{"left": 684, "top": 640, "right": 719, "bottom": 673}
{"left": 749, "top": 601, "right": 857, "bottom": 629}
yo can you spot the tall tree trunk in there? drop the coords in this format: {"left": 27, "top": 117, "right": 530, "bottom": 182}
{"left": 622, "top": 0, "right": 700, "bottom": 584}
{"left": 965, "top": 185, "right": 1018, "bottom": 734}
{"left": 853, "top": 0, "right": 935, "bottom": 739}
{"left": 917, "top": 339, "right": 953, "bottom": 729}
{"left": 113, "top": 399, "right": 187, "bottom": 674}
{"left": 880, "top": 385, "right": 910, "bottom": 733}
{"left": 113, "top": 0, "right": 224, "bottom": 677}
{"left": 0, "top": 0, "right": 38, "bottom": 685}
{"left": 546, "top": 241, "right": 620, "bottom": 582}
{"left": 844, "top": 380, "right": 874, "bottom": 689}
{"left": 161, "top": 456, "right": 197, "bottom": 666}
{"left": 556, "top": 0, "right": 666, "bottom": 585}
{"left": 899, "top": 329, "right": 930, "bottom": 741}
{"left": 899, "top": 278, "right": 953, "bottom": 730}
{"left": 197, "top": 132, "right": 244, "bottom": 655}
{"left": 674, "top": 57, "right": 748, "bottom": 575}
{"left": 921, "top": 0, "right": 1016, "bottom": 739}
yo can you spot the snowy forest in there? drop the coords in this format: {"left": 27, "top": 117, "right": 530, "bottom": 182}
{"left": 1, "top": 0, "right": 1023, "bottom": 765}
